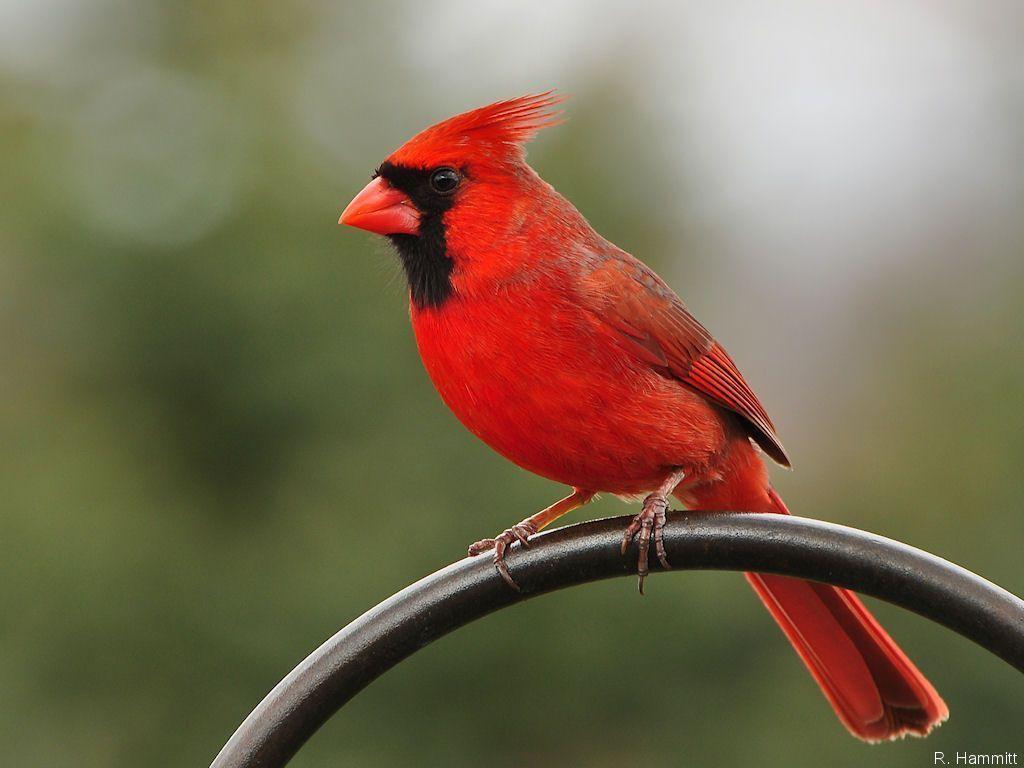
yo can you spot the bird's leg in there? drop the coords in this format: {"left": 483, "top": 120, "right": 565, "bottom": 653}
{"left": 468, "top": 488, "right": 595, "bottom": 591}
{"left": 621, "top": 467, "right": 687, "bottom": 593}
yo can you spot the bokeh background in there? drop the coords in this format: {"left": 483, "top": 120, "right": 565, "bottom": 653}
{"left": 2, "top": 1, "right": 1022, "bottom": 766}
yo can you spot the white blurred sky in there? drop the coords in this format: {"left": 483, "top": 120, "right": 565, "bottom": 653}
{"left": 5, "top": 1, "right": 1020, "bottom": 284}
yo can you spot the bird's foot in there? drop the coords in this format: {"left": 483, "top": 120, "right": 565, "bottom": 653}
{"left": 468, "top": 521, "right": 538, "bottom": 592}
{"left": 620, "top": 492, "right": 672, "bottom": 593}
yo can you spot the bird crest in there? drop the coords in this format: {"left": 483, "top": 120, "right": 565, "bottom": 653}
{"left": 388, "top": 92, "right": 564, "bottom": 169}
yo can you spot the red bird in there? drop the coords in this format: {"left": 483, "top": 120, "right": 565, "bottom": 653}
{"left": 339, "top": 93, "right": 947, "bottom": 741}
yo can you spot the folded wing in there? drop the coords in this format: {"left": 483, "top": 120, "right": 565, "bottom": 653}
{"left": 581, "top": 255, "right": 790, "bottom": 467}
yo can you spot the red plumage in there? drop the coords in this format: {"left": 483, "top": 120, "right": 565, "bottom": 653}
{"left": 340, "top": 93, "right": 947, "bottom": 741}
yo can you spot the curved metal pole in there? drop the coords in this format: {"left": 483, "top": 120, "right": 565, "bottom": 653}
{"left": 211, "top": 512, "right": 1024, "bottom": 768}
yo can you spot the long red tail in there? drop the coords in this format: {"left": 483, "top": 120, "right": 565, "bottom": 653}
{"left": 683, "top": 460, "right": 947, "bottom": 740}
{"left": 748, "top": 488, "right": 947, "bottom": 740}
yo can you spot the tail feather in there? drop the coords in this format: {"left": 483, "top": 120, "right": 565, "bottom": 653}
{"left": 750, "top": 487, "right": 947, "bottom": 740}
{"left": 682, "top": 468, "right": 948, "bottom": 741}
{"left": 746, "top": 571, "right": 947, "bottom": 740}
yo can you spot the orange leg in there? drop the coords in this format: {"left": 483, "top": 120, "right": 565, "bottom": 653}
{"left": 468, "top": 488, "right": 595, "bottom": 590}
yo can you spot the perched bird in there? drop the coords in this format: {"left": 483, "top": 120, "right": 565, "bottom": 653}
{"left": 339, "top": 93, "right": 947, "bottom": 741}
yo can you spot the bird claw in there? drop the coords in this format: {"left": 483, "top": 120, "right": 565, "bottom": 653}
{"left": 468, "top": 521, "right": 538, "bottom": 591}
{"left": 620, "top": 493, "right": 672, "bottom": 593}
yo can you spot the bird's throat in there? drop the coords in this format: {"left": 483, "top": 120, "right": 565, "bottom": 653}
{"left": 387, "top": 214, "right": 454, "bottom": 309}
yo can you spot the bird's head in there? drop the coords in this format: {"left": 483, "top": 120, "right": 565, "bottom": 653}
{"left": 339, "top": 93, "right": 567, "bottom": 309}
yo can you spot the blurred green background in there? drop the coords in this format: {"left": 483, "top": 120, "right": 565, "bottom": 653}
{"left": 1, "top": 2, "right": 1022, "bottom": 766}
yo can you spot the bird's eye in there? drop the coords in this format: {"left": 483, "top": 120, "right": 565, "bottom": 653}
{"left": 429, "top": 167, "right": 460, "bottom": 195}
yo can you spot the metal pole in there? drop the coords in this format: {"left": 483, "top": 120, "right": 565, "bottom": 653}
{"left": 211, "top": 511, "right": 1024, "bottom": 768}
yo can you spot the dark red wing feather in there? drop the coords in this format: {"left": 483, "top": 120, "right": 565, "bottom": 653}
{"left": 684, "top": 343, "right": 789, "bottom": 466}
{"left": 582, "top": 255, "right": 790, "bottom": 467}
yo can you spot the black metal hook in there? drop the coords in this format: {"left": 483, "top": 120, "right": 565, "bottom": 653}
{"left": 210, "top": 511, "right": 1024, "bottom": 767}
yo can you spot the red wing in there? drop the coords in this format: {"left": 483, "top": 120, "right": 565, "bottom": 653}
{"left": 582, "top": 256, "right": 790, "bottom": 467}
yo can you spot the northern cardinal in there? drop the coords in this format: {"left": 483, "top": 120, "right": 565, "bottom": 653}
{"left": 339, "top": 93, "right": 947, "bottom": 741}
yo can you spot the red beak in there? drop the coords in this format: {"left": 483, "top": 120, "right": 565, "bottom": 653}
{"left": 339, "top": 177, "right": 420, "bottom": 235}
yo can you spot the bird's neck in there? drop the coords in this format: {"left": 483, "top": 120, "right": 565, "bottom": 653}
{"left": 445, "top": 180, "right": 601, "bottom": 293}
